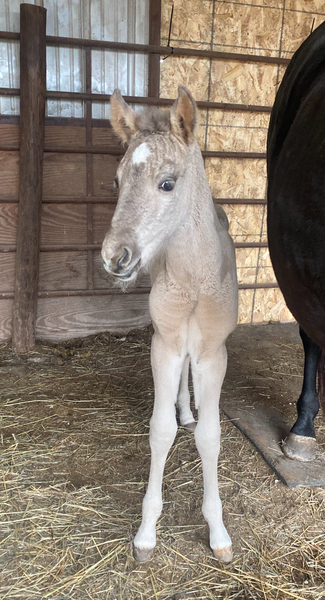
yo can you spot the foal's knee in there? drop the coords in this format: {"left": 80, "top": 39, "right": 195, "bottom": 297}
{"left": 149, "top": 412, "right": 177, "bottom": 452}
{"left": 194, "top": 417, "right": 221, "bottom": 459}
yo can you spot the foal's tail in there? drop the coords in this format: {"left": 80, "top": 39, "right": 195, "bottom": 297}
{"left": 318, "top": 350, "right": 325, "bottom": 414}
{"left": 267, "top": 21, "right": 325, "bottom": 179}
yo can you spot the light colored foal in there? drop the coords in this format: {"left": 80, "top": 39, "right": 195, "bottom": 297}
{"left": 101, "top": 86, "right": 238, "bottom": 563}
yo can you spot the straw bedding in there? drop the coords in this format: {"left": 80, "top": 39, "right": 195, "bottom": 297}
{"left": 1, "top": 323, "right": 325, "bottom": 599}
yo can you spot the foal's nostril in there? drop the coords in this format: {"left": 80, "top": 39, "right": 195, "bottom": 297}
{"left": 117, "top": 248, "right": 130, "bottom": 268}
{"left": 114, "top": 247, "right": 132, "bottom": 273}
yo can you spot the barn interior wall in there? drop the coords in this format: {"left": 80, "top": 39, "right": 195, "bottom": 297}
{"left": 160, "top": 0, "right": 325, "bottom": 324}
{"left": 1, "top": 1, "right": 325, "bottom": 340}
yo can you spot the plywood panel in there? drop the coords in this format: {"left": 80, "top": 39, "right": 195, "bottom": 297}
{"left": 207, "top": 111, "right": 269, "bottom": 153}
{"left": 39, "top": 252, "right": 87, "bottom": 291}
{"left": 253, "top": 288, "right": 294, "bottom": 323}
{"left": 42, "top": 153, "right": 86, "bottom": 197}
{"left": 205, "top": 157, "right": 267, "bottom": 199}
{"left": 0, "top": 299, "right": 13, "bottom": 340}
{"left": 281, "top": 11, "right": 324, "bottom": 58}
{"left": 238, "top": 289, "right": 254, "bottom": 324}
{"left": 225, "top": 203, "right": 264, "bottom": 243}
{"left": 40, "top": 204, "right": 87, "bottom": 245}
{"left": 160, "top": 56, "right": 210, "bottom": 101}
{"left": 236, "top": 247, "right": 259, "bottom": 285}
{"left": 161, "top": 0, "right": 213, "bottom": 44}
{"left": 35, "top": 294, "right": 151, "bottom": 341}
{"left": 207, "top": 122, "right": 267, "bottom": 153}
{"left": 210, "top": 61, "right": 278, "bottom": 106}
{"left": 0, "top": 204, "right": 17, "bottom": 244}
{"left": 0, "top": 151, "right": 19, "bottom": 196}
{"left": 286, "top": 0, "right": 325, "bottom": 10}
{"left": 92, "top": 154, "right": 123, "bottom": 196}
{"left": 213, "top": 3, "right": 283, "bottom": 57}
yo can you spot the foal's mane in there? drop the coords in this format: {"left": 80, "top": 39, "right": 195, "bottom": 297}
{"left": 134, "top": 107, "right": 171, "bottom": 135}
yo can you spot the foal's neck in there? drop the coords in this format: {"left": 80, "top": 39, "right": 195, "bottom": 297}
{"left": 162, "top": 143, "right": 219, "bottom": 288}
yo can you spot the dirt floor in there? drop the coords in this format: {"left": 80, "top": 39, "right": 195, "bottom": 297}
{"left": 1, "top": 322, "right": 325, "bottom": 599}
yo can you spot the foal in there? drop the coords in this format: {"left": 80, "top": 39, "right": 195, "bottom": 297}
{"left": 101, "top": 86, "right": 238, "bottom": 563}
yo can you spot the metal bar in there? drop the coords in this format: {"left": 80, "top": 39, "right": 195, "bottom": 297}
{"left": 0, "top": 282, "right": 278, "bottom": 300}
{"left": 12, "top": 4, "right": 46, "bottom": 353}
{"left": 0, "top": 88, "right": 272, "bottom": 113}
{"left": 0, "top": 195, "right": 118, "bottom": 204}
{"left": 0, "top": 30, "right": 290, "bottom": 66}
{"left": 217, "top": 198, "right": 267, "bottom": 204}
{"left": 0, "top": 143, "right": 266, "bottom": 159}
{"left": 234, "top": 242, "right": 268, "bottom": 248}
{"left": 0, "top": 196, "right": 266, "bottom": 205}
{"left": 45, "top": 91, "right": 273, "bottom": 112}
{"left": 0, "top": 242, "right": 269, "bottom": 252}
{"left": 0, "top": 29, "right": 290, "bottom": 66}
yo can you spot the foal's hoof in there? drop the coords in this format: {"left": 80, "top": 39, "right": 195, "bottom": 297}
{"left": 133, "top": 545, "right": 155, "bottom": 563}
{"left": 183, "top": 420, "right": 197, "bottom": 432}
{"left": 212, "top": 545, "right": 233, "bottom": 564}
{"left": 283, "top": 433, "right": 317, "bottom": 462}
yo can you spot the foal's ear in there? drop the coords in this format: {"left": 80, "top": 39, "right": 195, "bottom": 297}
{"left": 110, "top": 89, "right": 138, "bottom": 144}
{"left": 170, "top": 86, "right": 197, "bottom": 144}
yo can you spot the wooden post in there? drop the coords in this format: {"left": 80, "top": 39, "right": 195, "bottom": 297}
{"left": 148, "top": 0, "right": 161, "bottom": 97}
{"left": 12, "top": 4, "right": 46, "bottom": 352}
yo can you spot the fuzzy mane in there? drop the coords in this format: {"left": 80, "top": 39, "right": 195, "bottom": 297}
{"left": 134, "top": 107, "right": 172, "bottom": 135}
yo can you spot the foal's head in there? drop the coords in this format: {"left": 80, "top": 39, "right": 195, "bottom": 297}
{"left": 101, "top": 86, "right": 198, "bottom": 285}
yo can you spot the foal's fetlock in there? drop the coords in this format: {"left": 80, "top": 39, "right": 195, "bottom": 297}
{"left": 133, "top": 525, "right": 156, "bottom": 562}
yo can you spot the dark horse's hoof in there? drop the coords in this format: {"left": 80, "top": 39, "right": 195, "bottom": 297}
{"left": 283, "top": 432, "right": 317, "bottom": 462}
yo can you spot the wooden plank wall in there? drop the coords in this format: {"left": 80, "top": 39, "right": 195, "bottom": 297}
{"left": 0, "top": 119, "right": 151, "bottom": 341}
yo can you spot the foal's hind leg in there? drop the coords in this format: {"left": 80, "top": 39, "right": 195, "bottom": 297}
{"left": 192, "top": 343, "right": 232, "bottom": 563}
{"left": 283, "top": 327, "right": 321, "bottom": 462}
{"left": 133, "top": 333, "right": 184, "bottom": 562}
{"left": 177, "top": 355, "right": 196, "bottom": 431}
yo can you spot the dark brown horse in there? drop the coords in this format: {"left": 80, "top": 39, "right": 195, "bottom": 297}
{"left": 267, "top": 22, "right": 325, "bottom": 462}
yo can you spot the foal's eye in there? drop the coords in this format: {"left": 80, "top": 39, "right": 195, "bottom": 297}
{"left": 113, "top": 177, "right": 119, "bottom": 190}
{"left": 159, "top": 179, "right": 175, "bottom": 192}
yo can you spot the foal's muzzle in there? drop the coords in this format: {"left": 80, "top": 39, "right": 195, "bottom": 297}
{"left": 101, "top": 244, "right": 141, "bottom": 280}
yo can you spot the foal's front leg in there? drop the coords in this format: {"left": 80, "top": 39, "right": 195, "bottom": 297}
{"left": 134, "top": 333, "right": 184, "bottom": 562}
{"left": 192, "top": 343, "right": 233, "bottom": 563}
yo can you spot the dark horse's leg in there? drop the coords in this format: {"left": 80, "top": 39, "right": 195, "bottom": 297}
{"left": 283, "top": 327, "right": 321, "bottom": 461}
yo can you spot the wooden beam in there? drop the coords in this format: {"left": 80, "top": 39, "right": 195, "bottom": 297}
{"left": 12, "top": 4, "right": 46, "bottom": 353}
{"left": 148, "top": 0, "right": 161, "bottom": 97}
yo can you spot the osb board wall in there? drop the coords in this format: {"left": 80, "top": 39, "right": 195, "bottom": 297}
{"left": 0, "top": 122, "right": 151, "bottom": 340}
{"left": 160, "top": 0, "right": 325, "bottom": 324}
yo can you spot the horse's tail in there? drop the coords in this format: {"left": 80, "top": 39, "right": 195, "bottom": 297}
{"left": 267, "top": 21, "right": 325, "bottom": 179}
{"left": 318, "top": 350, "right": 325, "bottom": 414}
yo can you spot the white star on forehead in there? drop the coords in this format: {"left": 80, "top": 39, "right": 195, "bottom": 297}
{"left": 132, "top": 142, "right": 151, "bottom": 165}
